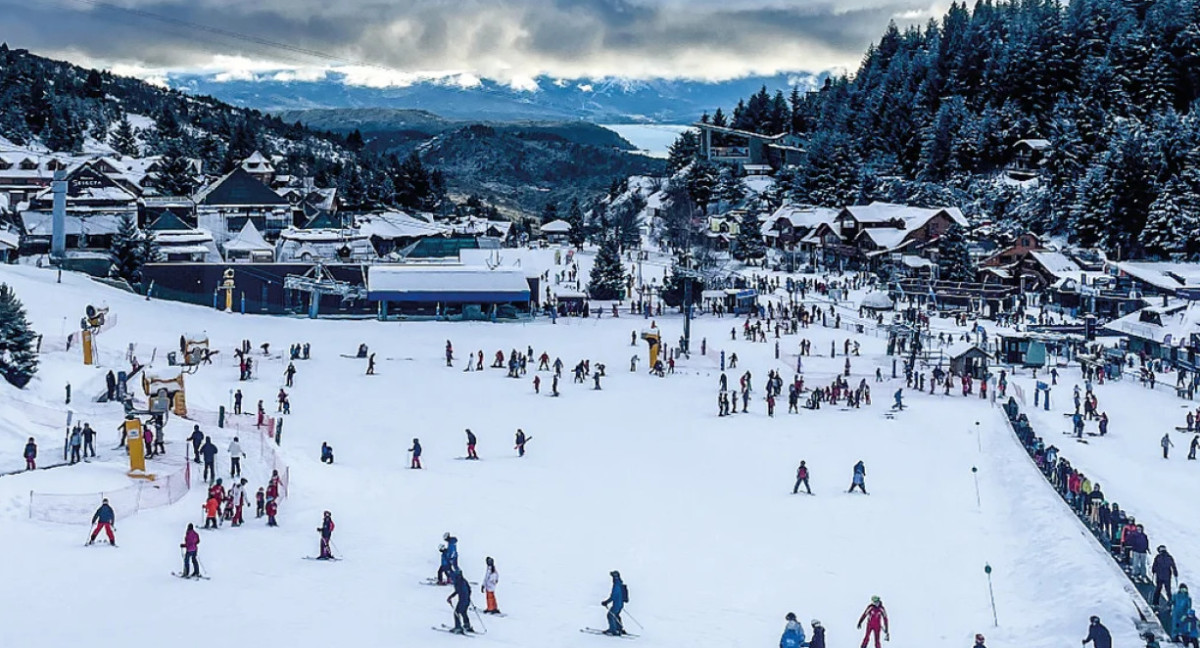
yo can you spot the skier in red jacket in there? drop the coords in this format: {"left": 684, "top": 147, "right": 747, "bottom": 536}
{"left": 857, "top": 596, "right": 889, "bottom": 648}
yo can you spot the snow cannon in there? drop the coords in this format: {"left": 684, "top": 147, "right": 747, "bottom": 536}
{"left": 641, "top": 328, "right": 661, "bottom": 369}
{"left": 80, "top": 304, "right": 109, "bottom": 365}
{"left": 219, "top": 268, "right": 236, "bottom": 312}
{"left": 174, "top": 333, "right": 210, "bottom": 372}
{"left": 121, "top": 414, "right": 153, "bottom": 479}
{"left": 142, "top": 366, "right": 187, "bottom": 417}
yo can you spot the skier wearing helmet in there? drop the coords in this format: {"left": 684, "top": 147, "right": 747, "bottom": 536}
{"left": 857, "top": 596, "right": 889, "bottom": 648}
{"left": 1082, "top": 615, "right": 1112, "bottom": 648}
{"left": 444, "top": 532, "right": 459, "bottom": 570}
{"left": 316, "top": 511, "right": 335, "bottom": 559}
{"left": 780, "top": 612, "right": 806, "bottom": 648}
{"left": 809, "top": 620, "right": 826, "bottom": 648}
{"left": 1153, "top": 545, "right": 1178, "bottom": 605}
{"left": 973, "top": 633, "right": 987, "bottom": 648}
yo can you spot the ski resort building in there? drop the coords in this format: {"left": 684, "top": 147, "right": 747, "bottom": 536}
{"left": 366, "top": 265, "right": 533, "bottom": 320}
{"left": 692, "top": 122, "right": 805, "bottom": 170}
{"left": 275, "top": 228, "right": 375, "bottom": 263}
{"left": 18, "top": 160, "right": 139, "bottom": 254}
{"left": 195, "top": 168, "right": 296, "bottom": 248}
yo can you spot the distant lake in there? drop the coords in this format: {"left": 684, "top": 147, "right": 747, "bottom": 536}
{"left": 602, "top": 124, "right": 694, "bottom": 159}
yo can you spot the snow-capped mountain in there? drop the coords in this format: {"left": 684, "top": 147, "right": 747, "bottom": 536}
{"left": 168, "top": 72, "right": 824, "bottom": 124}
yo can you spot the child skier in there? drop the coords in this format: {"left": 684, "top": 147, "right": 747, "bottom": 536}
{"left": 180, "top": 523, "right": 201, "bottom": 578}
{"left": 482, "top": 556, "right": 500, "bottom": 614}
{"left": 780, "top": 612, "right": 807, "bottom": 648}
{"left": 515, "top": 429, "right": 530, "bottom": 457}
{"left": 849, "top": 461, "right": 868, "bottom": 494}
{"left": 465, "top": 429, "right": 478, "bottom": 460}
{"left": 23, "top": 437, "right": 36, "bottom": 470}
{"left": 317, "top": 511, "right": 335, "bottom": 559}
{"left": 88, "top": 498, "right": 116, "bottom": 546}
{"left": 409, "top": 438, "right": 422, "bottom": 469}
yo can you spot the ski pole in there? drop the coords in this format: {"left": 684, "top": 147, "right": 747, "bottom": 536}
{"left": 621, "top": 607, "right": 644, "bottom": 631}
{"left": 470, "top": 605, "right": 488, "bottom": 633}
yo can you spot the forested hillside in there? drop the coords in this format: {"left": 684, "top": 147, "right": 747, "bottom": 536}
{"left": 695, "top": 0, "right": 1200, "bottom": 260}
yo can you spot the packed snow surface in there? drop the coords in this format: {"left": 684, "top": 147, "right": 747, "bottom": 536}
{"left": 0, "top": 262, "right": 1146, "bottom": 648}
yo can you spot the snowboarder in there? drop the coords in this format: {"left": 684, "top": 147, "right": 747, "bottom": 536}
{"left": 23, "top": 437, "right": 36, "bottom": 471}
{"left": 893, "top": 388, "right": 904, "bottom": 411}
{"left": 317, "top": 511, "right": 335, "bottom": 559}
{"left": 1081, "top": 615, "right": 1112, "bottom": 648}
{"left": 228, "top": 436, "right": 244, "bottom": 477}
{"left": 367, "top": 353, "right": 376, "bottom": 375}
{"left": 189, "top": 425, "right": 204, "bottom": 463}
{"left": 482, "top": 556, "right": 500, "bottom": 614}
{"left": 233, "top": 389, "right": 243, "bottom": 415}
{"left": 447, "top": 568, "right": 474, "bottom": 634}
{"left": 849, "top": 461, "right": 868, "bottom": 494}
{"left": 180, "top": 523, "right": 201, "bottom": 578}
{"left": 601, "top": 570, "right": 627, "bottom": 636}
{"left": 321, "top": 442, "right": 334, "bottom": 464}
{"left": 780, "top": 612, "right": 807, "bottom": 648}
{"left": 200, "top": 436, "right": 218, "bottom": 482}
{"left": 857, "top": 596, "right": 889, "bottom": 648}
{"left": 515, "top": 429, "right": 529, "bottom": 457}
{"left": 465, "top": 429, "right": 478, "bottom": 460}
{"left": 88, "top": 498, "right": 115, "bottom": 545}
{"left": 793, "top": 461, "right": 811, "bottom": 495}
{"left": 409, "top": 438, "right": 422, "bottom": 469}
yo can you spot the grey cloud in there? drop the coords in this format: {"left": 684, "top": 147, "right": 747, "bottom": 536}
{"left": 2, "top": 0, "right": 938, "bottom": 80}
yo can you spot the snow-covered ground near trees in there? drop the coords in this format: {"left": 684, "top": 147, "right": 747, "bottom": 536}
{"left": 0, "top": 261, "right": 1150, "bottom": 648}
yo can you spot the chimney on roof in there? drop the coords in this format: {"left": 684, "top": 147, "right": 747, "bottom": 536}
{"left": 51, "top": 169, "right": 66, "bottom": 258}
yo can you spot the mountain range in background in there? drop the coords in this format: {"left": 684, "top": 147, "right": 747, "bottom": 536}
{"left": 170, "top": 72, "right": 823, "bottom": 124}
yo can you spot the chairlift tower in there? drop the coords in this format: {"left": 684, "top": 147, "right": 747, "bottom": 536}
{"left": 284, "top": 261, "right": 367, "bottom": 318}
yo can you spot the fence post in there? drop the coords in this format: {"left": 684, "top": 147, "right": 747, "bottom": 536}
{"left": 28, "top": 490, "right": 32, "bottom": 519}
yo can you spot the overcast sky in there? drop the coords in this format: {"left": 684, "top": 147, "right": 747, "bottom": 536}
{"left": 5, "top": 0, "right": 947, "bottom": 86}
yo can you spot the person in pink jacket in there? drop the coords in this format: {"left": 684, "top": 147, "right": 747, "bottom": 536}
{"left": 180, "top": 523, "right": 201, "bottom": 578}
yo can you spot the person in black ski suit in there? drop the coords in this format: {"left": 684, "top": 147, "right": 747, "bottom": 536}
{"left": 189, "top": 426, "right": 204, "bottom": 463}
{"left": 1082, "top": 616, "right": 1112, "bottom": 648}
{"left": 447, "top": 568, "right": 474, "bottom": 634}
{"left": 200, "top": 437, "right": 218, "bottom": 482}
{"left": 1153, "top": 545, "right": 1179, "bottom": 605}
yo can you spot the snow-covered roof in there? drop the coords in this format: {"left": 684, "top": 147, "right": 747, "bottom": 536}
{"left": 945, "top": 342, "right": 991, "bottom": 360}
{"left": 223, "top": 220, "right": 273, "bottom": 252}
{"left": 357, "top": 212, "right": 450, "bottom": 239}
{"left": 860, "top": 291, "right": 894, "bottom": 309}
{"left": 153, "top": 229, "right": 214, "bottom": 245}
{"left": 240, "top": 151, "right": 275, "bottom": 174}
{"left": 366, "top": 265, "right": 531, "bottom": 303}
{"left": 1014, "top": 139, "right": 1051, "bottom": 151}
{"left": 765, "top": 204, "right": 838, "bottom": 231}
{"left": 901, "top": 255, "right": 934, "bottom": 269}
{"left": 540, "top": 219, "right": 572, "bottom": 234}
{"left": 21, "top": 210, "right": 129, "bottom": 236}
{"left": 841, "top": 202, "right": 968, "bottom": 228}
{"left": 0, "top": 229, "right": 19, "bottom": 249}
{"left": 1111, "top": 261, "right": 1200, "bottom": 292}
{"left": 1028, "top": 251, "right": 1082, "bottom": 279}
{"left": 1103, "top": 303, "right": 1198, "bottom": 345}
{"left": 278, "top": 227, "right": 368, "bottom": 243}
{"left": 857, "top": 227, "right": 911, "bottom": 250}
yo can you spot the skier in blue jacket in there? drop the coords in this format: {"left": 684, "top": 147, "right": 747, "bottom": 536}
{"left": 443, "top": 532, "right": 459, "bottom": 570}
{"left": 601, "top": 570, "right": 626, "bottom": 636}
{"left": 1180, "top": 610, "right": 1199, "bottom": 648}
{"left": 780, "top": 612, "right": 806, "bottom": 648}
{"left": 1174, "top": 585, "right": 1192, "bottom": 639}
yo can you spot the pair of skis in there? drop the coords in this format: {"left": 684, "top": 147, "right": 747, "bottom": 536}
{"left": 580, "top": 628, "right": 638, "bottom": 639}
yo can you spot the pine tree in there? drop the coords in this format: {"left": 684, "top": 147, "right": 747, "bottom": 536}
{"left": 152, "top": 155, "right": 197, "bottom": 196}
{"left": 937, "top": 223, "right": 974, "bottom": 282}
{"left": 587, "top": 235, "right": 626, "bottom": 300}
{"left": 1141, "top": 178, "right": 1189, "bottom": 259}
{"left": 109, "top": 116, "right": 140, "bottom": 156}
{"left": 715, "top": 167, "right": 747, "bottom": 210}
{"left": 666, "top": 130, "right": 700, "bottom": 174}
{"left": 109, "top": 213, "right": 146, "bottom": 284}
{"left": 0, "top": 284, "right": 39, "bottom": 388}
{"left": 565, "top": 199, "right": 587, "bottom": 248}
{"left": 540, "top": 201, "right": 558, "bottom": 225}
{"left": 684, "top": 162, "right": 718, "bottom": 214}
{"left": 734, "top": 209, "right": 766, "bottom": 261}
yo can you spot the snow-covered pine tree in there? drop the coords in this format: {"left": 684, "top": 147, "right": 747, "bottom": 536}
{"left": 666, "top": 130, "right": 700, "bottom": 174}
{"left": 715, "top": 166, "right": 747, "bottom": 211}
{"left": 734, "top": 209, "right": 766, "bottom": 261}
{"left": 109, "top": 116, "right": 140, "bottom": 157}
{"left": 0, "top": 284, "right": 39, "bottom": 388}
{"left": 152, "top": 155, "right": 197, "bottom": 196}
{"left": 109, "top": 213, "right": 145, "bottom": 284}
{"left": 586, "top": 235, "right": 626, "bottom": 300}
{"left": 565, "top": 199, "right": 587, "bottom": 249}
{"left": 937, "top": 223, "right": 974, "bottom": 282}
